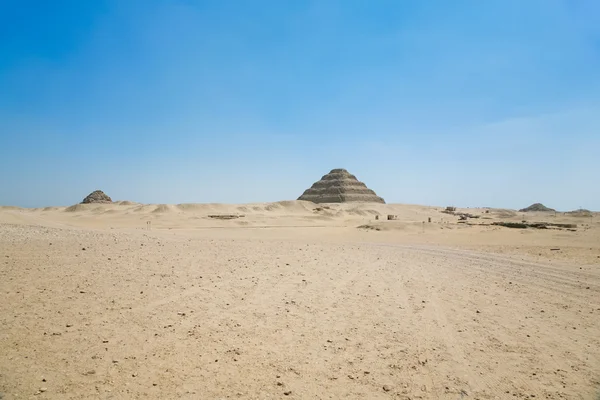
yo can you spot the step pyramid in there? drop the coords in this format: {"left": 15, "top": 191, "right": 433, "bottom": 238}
{"left": 298, "top": 168, "right": 385, "bottom": 204}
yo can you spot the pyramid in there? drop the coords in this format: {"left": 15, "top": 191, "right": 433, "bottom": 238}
{"left": 519, "top": 203, "right": 555, "bottom": 212}
{"left": 298, "top": 168, "right": 385, "bottom": 204}
{"left": 81, "top": 190, "right": 112, "bottom": 204}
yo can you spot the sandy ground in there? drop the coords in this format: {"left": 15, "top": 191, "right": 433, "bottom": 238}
{"left": 0, "top": 201, "right": 599, "bottom": 399}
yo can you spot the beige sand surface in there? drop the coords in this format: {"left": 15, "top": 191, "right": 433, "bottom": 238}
{"left": 1, "top": 201, "right": 599, "bottom": 399}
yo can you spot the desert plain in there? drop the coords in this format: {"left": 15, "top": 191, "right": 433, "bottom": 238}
{"left": 1, "top": 201, "right": 599, "bottom": 399}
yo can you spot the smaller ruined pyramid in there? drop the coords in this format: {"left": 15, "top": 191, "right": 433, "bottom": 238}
{"left": 298, "top": 168, "right": 385, "bottom": 204}
{"left": 519, "top": 203, "right": 555, "bottom": 212}
{"left": 81, "top": 190, "right": 112, "bottom": 204}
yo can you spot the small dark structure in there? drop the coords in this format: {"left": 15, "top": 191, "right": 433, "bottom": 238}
{"left": 492, "top": 221, "right": 576, "bottom": 229}
{"left": 208, "top": 214, "right": 245, "bottom": 220}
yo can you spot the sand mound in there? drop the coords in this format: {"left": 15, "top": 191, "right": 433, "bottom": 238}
{"left": 566, "top": 209, "right": 593, "bottom": 217}
{"left": 273, "top": 200, "right": 315, "bottom": 213}
{"left": 102, "top": 209, "right": 121, "bottom": 214}
{"left": 152, "top": 204, "right": 174, "bottom": 213}
{"left": 65, "top": 204, "right": 110, "bottom": 214}
{"left": 65, "top": 204, "right": 92, "bottom": 212}
{"left": 0, "top": 206, "right": 22, "bottom": 211}
{"left": 345, "top": 207, "right": 381, "bottom": 217}
{"left": 81, "top": 190, "right": 112, "bottom": 204}
{"left": 264, "top": 203, "right": 283, "bottom": 211}
{"left": 177, "top": 204, "right": 208, "bottom": 211}
{"left": 298, "top": 168, "right": 385, "bottom": 204}
{"left": 519, "top": 203, "right": 555, "bottom": 212}
{"left": 492, "top": 209, "right": 518, "bottom": 219}
{"left": 115, "top": 200, "right": 138, "bottom": 206}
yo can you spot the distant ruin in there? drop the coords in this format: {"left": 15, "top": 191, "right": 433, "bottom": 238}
{"left": 298, "top": 168, "right": 385, "bottom": 204}
{"left": 81, "top": 190, "right": 112, "bottom": 204}
{"left": 566, "top": 209, "right": 592, "bottom": 217}
{"left": 519, "top": 203, "right": 555, "bottom": 212}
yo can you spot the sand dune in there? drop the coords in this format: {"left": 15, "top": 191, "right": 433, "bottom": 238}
{"left": 1, "top": 201, "right": 599, "bottom": 399}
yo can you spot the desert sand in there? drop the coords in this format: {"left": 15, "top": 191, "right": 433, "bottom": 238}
{"left": 1, "top": 201, "right": 599, "bottom": 399}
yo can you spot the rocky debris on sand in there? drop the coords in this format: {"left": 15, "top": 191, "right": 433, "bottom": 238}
{"left": 81, "top": 190, "right": 112, "bottom": 204}
{"left": 492, "top": 221, "right": 576, "bottom": 229}
{"left": 298, "top": 168, "right": 385, "bottom": 204}
{"left": 519, "top": 203, "right": 555, "bottom": 212}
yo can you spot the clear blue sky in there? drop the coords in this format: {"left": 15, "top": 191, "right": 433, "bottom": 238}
{"left": 1, "top": 0, "right": 599, "bottom": 210}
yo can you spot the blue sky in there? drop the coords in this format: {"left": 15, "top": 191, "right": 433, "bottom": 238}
{"left": 1, "top": 0, "right": 599, "bottom": 210}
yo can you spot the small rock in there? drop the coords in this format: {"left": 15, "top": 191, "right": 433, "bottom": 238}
{"left": 383, "top": 385, "right": 392, "bottom": 392}
{"left": 66, "top": 324, "right": 72, "bottom": 328}
{"left": 277, "top": 382, "right": 283, "bottom": 386}
{"left": 476, "top": 310, "right": 480, "bottom": 314}
{"left": 82, "top": 247, "right": 86, "bottom": 251}
{"left": 153, "top": 383, "right": 157, "bottom": 386}
{"left": 39, "top": 388, "right": 47, "bottom": 392}
{"left": 283, "top": 391, "right": 292, "bottom": 396}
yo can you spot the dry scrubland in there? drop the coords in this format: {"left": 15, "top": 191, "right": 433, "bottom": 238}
{"left": 1, "top": 201, "right": 599, "bottom": 399}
